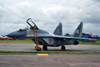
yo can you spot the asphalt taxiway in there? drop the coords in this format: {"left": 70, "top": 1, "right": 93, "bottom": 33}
{"left": 0, "top": 43, "right": 100, "bottom": 52}
{"left": 0, "top": 53, "right": 100, "bottom": 67}
{"left": 0, "top": 43, "right": 100, "bottom": 67}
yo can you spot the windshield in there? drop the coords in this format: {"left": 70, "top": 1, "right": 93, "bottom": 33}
{"left": 24, "top": 26, "right": 30, "bottom": 30}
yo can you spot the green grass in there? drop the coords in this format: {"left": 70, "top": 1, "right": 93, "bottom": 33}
{"left": 79, "top": 40, "right": 100, "bottom": 45}
{"left": 0, "top": 40, "right": 100, "bottom": 45}
{"left": 0, "top": 51, "right": 100, "bottom": 54}
{"left": 0, "top": 40, "right": 34, "bottom": 44}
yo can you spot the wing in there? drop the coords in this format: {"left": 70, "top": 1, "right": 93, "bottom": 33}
{"left": 27, "top": 34, "right": 97, "bottom": 40}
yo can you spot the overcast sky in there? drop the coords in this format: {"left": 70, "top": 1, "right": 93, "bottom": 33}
{"left": 0, "top": 0, "right": 100, "bottom": 35}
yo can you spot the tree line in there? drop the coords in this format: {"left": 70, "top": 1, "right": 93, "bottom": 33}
{"left": 65, "top": 33, "right": 90, "bottom": 36}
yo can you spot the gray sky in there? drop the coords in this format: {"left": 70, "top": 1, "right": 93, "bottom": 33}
{"left": 0, "top": 0, "right": 100, "bottom": 35}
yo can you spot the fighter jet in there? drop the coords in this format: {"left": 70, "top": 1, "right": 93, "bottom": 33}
{"left": 0, "top": 35, "right": 4, "bottom": 40}
{"left": 7, "top": 18, "right": 96, "bottom": 51}
{"left": 0, "top": 35, "right": 12, "bottom": 40}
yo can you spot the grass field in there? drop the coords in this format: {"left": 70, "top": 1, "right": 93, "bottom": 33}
{"left": 0, "top": 40, "right": 33, "bottom": 44}
{"left": 79, "top": 40, "right": 100, "bottom": 45}
{"left": 0, "top": 40, "right": 100, "bottom": 45}
{"left": 0, "top": 51, "right": 100, "bottom": 54}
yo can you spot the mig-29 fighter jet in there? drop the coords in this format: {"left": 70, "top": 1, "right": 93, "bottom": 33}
{"left": 7, "top": 18, "right": 96, "bottom": 51}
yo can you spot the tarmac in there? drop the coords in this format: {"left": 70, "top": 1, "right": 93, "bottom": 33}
{"left": 0, "top": 43, "right": 100, "bottom": 67}
{"left": 0, "top": 53, "right": 100, "bottom": 67}
{"left": 0, "top": 43, "right": 100, "bottom": 52}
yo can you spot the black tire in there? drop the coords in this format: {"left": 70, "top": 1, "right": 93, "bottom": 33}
{"left": 43, "top": 45, "right": 47, "bottom": 50}
{"left": 61, "top": 46, "right": 65, "bottom": 51}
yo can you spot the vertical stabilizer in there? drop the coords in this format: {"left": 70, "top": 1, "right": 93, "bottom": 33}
{"left": 72, "top": 22, "right": 83, "bottom": 37}
{"left": 53, "top": 22, "right": 62, "bottom": 36}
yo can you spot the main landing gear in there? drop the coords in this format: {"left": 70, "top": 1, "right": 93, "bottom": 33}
{"left": 43, "top": 45, "right": 48, "bottom": 50}
{"left": 60, "top": 45, "right": 65, "bottom": 51}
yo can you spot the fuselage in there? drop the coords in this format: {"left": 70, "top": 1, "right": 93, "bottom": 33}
{"left": 7, "top": 27, "right": 79, "bottom": 47}
{"left": 27, "top": 28, "right": 79, "bottom": 46}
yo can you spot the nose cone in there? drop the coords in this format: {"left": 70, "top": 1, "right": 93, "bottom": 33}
{"left": 7, "top": 30, "right": 27, "bottom": 38}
